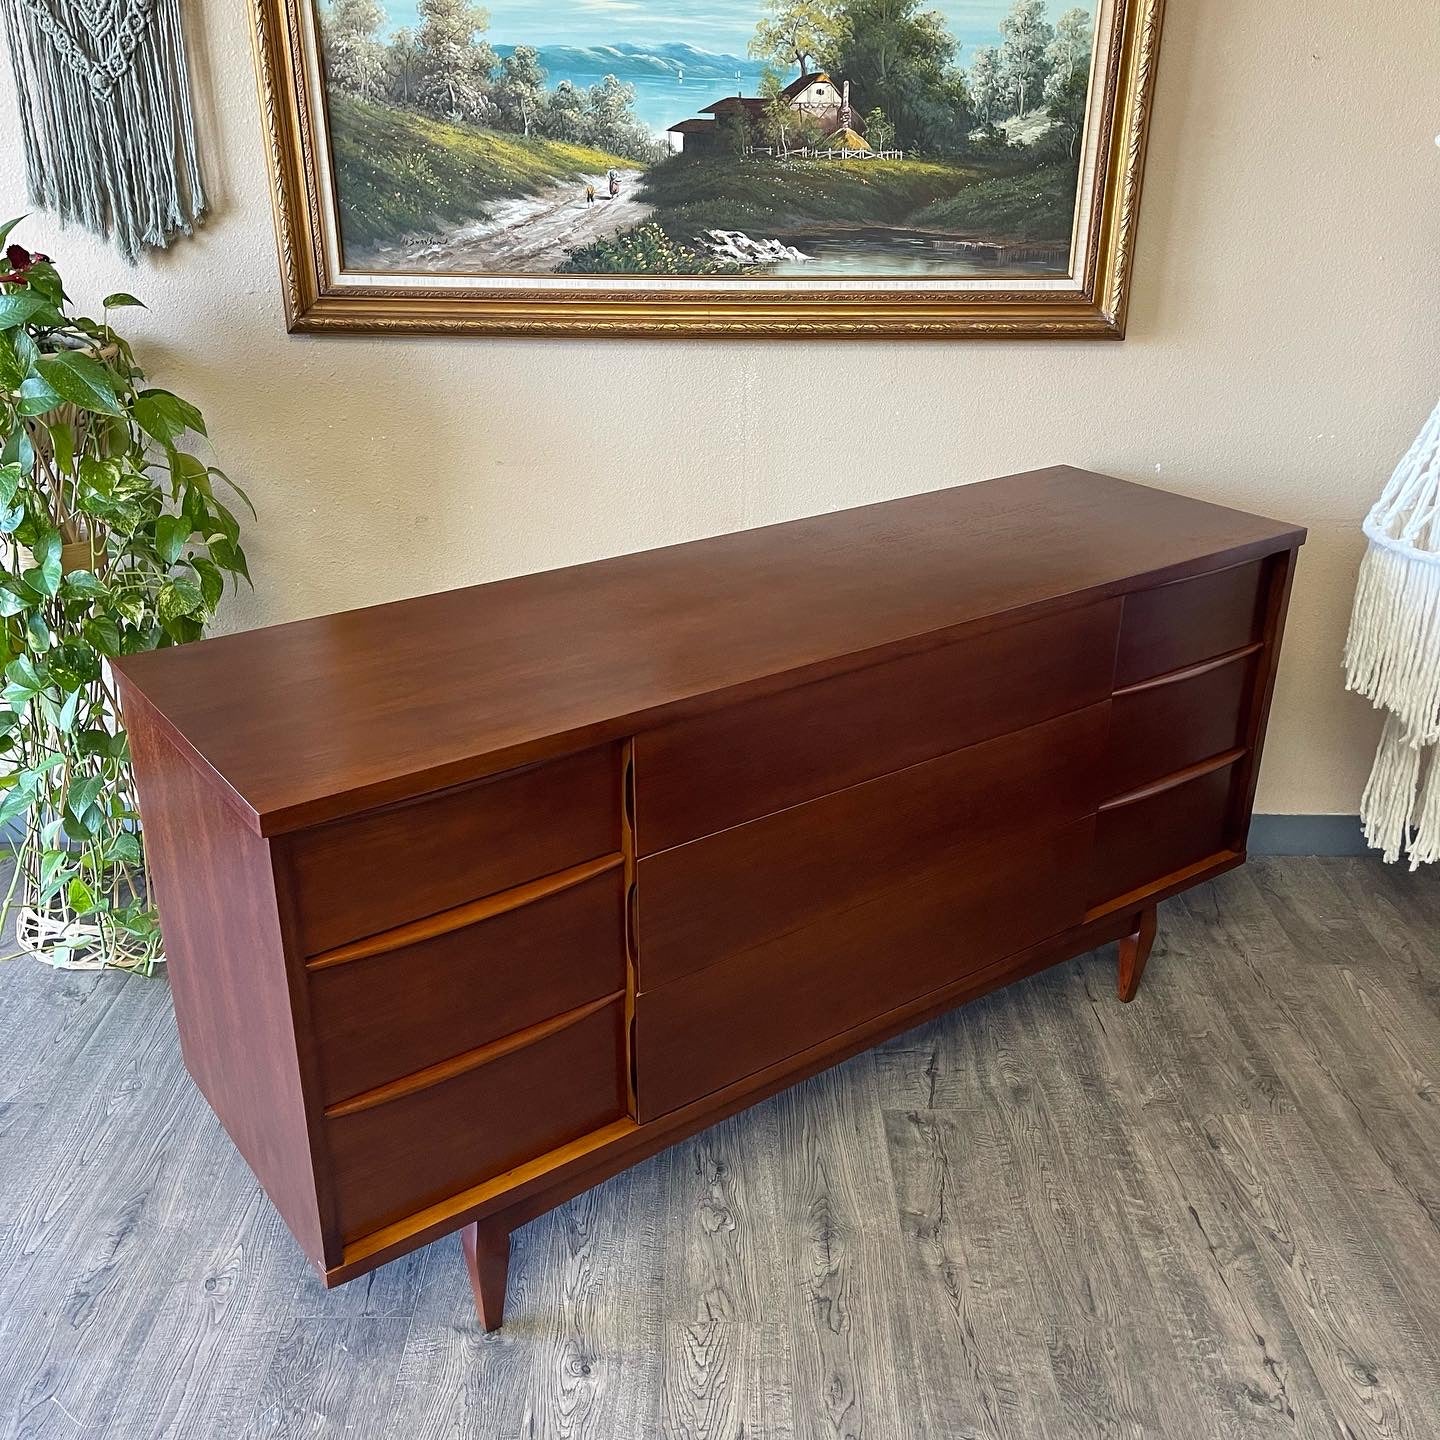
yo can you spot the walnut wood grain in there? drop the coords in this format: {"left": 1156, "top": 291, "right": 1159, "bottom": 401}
{"left": 461, "top": 1217, "right": 511, "bottom": 1333}
{"left": 308, "top": 865, "right": 625, "bottom": 1105}
{"left": 1091, "top": 757, "right": 1244, "bottom": 907}
{"left": 110, "top": 469, "right": 1308, "bottom": 1331}
{"left": 284, "top": 744, "right": 621, "bottom": 956}
{"left": 113, "top": 469, "right": 1304, "bottom": 835}
{"left": 635, "top": 819, "right": 1095, "bottom": 1121}
{"left": 1117, "top": 904, "right": 1159, "bottom": 1002}
{"left": 1113, "top": 560, "right": 1266, "bottom": 687}
{"left": 1105, "top": 648, "right": 1257, "bottom": 799}
{"left": 639, "top": 705, "right": 1108, "bottom": 992}
{"left": 119, "top": 687, "right": 332, "bottom": 1266}
{"left": 325, "top": 995, "right": 627, "bottom": 1242}
{"left": 635, "top": 601, "right": 1119, "bottom": 855}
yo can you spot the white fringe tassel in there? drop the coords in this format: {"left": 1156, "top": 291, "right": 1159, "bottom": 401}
{"left": 1343, "top": 396, "right": 1440, "bottom": 869}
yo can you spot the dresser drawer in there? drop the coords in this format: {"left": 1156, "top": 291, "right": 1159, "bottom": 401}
{"left": 1090, "top": 756, "right": 1242, "bottom": 907}
{"left": 1106, "top": 650, "right": 1256, "bottom": 800}
{"left": 286, "top": 744, "right": 622, "bottom": 956}
{"left": 308, "top": 862, "right": 626, "bottom": 1106}
{"left": 635, "top": 820, "right": 1093, "bottom": 1121}
{"left": 638, "top": 704, "right": 1107, "bottom": 992}
{"left": 325, "top": 995, "right": 627, "bottom": 1241}
{"left": 634, "top": 600, "right": 1119, "bottom": 855}
{"left": 1114, "top": 562, "right": 1265, "bottom": 688}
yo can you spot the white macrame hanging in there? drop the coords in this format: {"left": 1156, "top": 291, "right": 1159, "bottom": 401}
{"left": 1343, "top": 398, "right": 1440, "bottom": 868}
{"left": 0, "top": 0, "right": 206, "bottom": 260}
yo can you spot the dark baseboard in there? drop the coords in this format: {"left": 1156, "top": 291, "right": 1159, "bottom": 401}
{"left": 1248, "top": 814, "right": 1369, "bottom": 857}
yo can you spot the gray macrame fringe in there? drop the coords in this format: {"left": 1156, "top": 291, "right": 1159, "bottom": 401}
{"left": 0, "top": 0, "right": 206, "bottom": 260}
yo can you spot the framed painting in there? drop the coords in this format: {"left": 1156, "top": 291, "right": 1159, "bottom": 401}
{"left": 251, "top": 0, "right": 1166, "bottom": 336}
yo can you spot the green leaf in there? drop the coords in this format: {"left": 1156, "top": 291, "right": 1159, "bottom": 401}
{"left": 0, "top": 215, "right": 26, "bottom": 250}
{"left": 77, "top": 455, "right": 116, "bottom": 498}
{"left": 48, "top": 421, "right": 73, "bottom": 476}
{"left": 103, "top": 292, "right": 147, "bottom": 309}
{"left": 190, "top": 556, "right": 223, "bottom": 611}
{"left": 1, "top": 427, "right": 33, "bottom": 474}
{"left": 208, "top": 535, "right": 250, "bottom": 588}
{"left": 136, "top": 388, "right": 204, "bottom": 443}
{"left": 15, "top": 373, "right": 63, "bottom": 415}
{"left": 23, "top": 263, "right": 64, "bottom": 308}
{"left": 154, "top": 513, "right": 190, "bottom": 565}
{"left": 30, "top": 530, "right": 62, "bottom": 595}
{"left": 82, "top": 615, "right": 121, "bottom": 654}
{"left": 4, "top": 653, "right": 44, "bottom": 695}
{"left": 68, "top": 877, "right": 97, "bottom": 915}
{"left": 24, "top": 611, "right": 49, "bottom": 652}
{"left": 107, "top": 831, "right": 143, "bottom": 865}
{"left": 157, "top": 578, "right": 205, "bottom": 626}
{"left": 0, "top": 784, "right": 34, "bottom": 826}
{"left": 35, "top": 351, "right": 125, "bottom": 417}
{"left": 0, "top": 334, "right": 23, "bottom": 389}
{"left": 66, "top": 775, "right": 105, "bottom": 818}
{"left": 61, "top": 569, "right": 107, "bottom": 601}
{"left": 210, "top": 468, "right": 256, "bottom": 520}
{"left": 48, "top": 639, "right": 101, "bottom": 691}
{"left": 0, "top": 292, "right": 45, "bottom": 330}
{"left": 0, "top": 577, "right": 35, "bottom": 614}
{"left": 55, "top": 686, "right": 80, "bottom": 733}
{"left": 0, "top": 463, "right": 20, "bottom": 507}
{"left": 11, "top": 326, "right": 38, "bottom": 372}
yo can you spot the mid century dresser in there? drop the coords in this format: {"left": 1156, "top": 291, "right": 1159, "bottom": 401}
{"left": 114, "top": 466, "right": 1305, "bottom": 1329}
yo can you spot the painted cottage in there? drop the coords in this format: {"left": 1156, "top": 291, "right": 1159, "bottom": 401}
{"left": 668, "top": 72, "right": 870, "bottom": 153}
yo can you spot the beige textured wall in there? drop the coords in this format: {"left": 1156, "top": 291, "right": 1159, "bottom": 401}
{"left": 2, "top": 1, "right": 1437, "bottom": 814}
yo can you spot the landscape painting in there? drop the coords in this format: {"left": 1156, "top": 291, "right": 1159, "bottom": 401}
{"left": 253, "top": 0, "right": 1164, "bottom": 332}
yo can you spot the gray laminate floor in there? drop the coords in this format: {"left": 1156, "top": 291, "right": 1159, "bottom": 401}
{"left": 2, "top": 857, "right": 1439, "bottom": 1439}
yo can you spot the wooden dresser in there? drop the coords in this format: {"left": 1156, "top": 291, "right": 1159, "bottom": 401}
{"left": 114, "top": 467, "right": 1305, "bottom": 1329}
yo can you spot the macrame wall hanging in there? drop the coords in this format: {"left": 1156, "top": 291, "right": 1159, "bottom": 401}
{"left": 0, "top": 0, "right": 206, "bottom": 260}
{"left": 1343, "top": 397, "right": 1440, "bottom": 869}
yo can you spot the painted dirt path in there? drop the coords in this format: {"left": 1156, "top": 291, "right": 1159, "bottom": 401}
{"left": 366, "top": 169, "right": 651, "bottom": 274}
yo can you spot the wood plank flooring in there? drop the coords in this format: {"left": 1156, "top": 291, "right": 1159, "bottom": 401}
{"left": 1, "top": 857, "right": 1437, "bottom": 1439}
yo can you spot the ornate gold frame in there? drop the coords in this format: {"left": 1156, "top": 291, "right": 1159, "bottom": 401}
{"left": 249, "top": 0, "right": 1165, "bottom": 337}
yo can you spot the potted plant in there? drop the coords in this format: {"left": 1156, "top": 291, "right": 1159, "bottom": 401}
{"left": 0, "top": 221, "right": 251, "bottom": 973}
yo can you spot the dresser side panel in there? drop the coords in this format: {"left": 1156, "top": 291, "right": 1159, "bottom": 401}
{"left": 123, "top": 688, "right": 329, "bottom": 1267}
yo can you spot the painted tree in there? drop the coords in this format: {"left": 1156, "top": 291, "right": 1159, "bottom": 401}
{"left": 759, "top": 66, "right": 797, "bottom": 153}
{"left": 1045, "top": 7, "right": 1093, "bottom": 84}
{"left": 749, "top": 0, "right": 844, "bottom": 77}
{"left": 997, "top": 0, "right": 1053, "bottom": 117}
{"left": 966, "top": 45, "right": 1003, "bottom": 125}
{"left": 539, "top": 78, "right": 585, "bottom": 142}
{"left": 495, "top": 45, "right": 545, "bottom": 135}
{"left": 832, "top": 0, "right": 969, "bottom": 152}
{"left": 321, "top": 0, "right": 388, "bottom": 100}
{"left": 385, "top": 26, "right": 422, "bottom": 107}
{"left": 1043, "top": 50, "right": 1090, "bottom": 155}
{"left": 414, "top": 0, "right": 496, "bottom": 122}
{"left": 863, "top": 106, "right": 895, "bottom": 151}
{"left": 584, "top": 74, "right": 653, "bottom": 158}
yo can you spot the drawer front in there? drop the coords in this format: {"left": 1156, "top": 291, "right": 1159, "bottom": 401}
{"left": 638, "top": 704, "right": 1107, "bottom": 992}
{"left": 287, "top": 743, "right": 622, "bottom": 956}
{"left": 634, "top": 600, "right": 1119, "bottom": 855}
{"left": 326, "top": 996, "right": 627, "bottom": 1241}
{"left": 635, "top": 820, "right": 1093, "bottom": 1122}
{"left": 1090, "top": 758, "right": 1241, "bottom": 907}
{"left": 1114, "top": 562, "right": 1265, "bottom": 688}
{"left": 1106, "top": 651, "right": 1255, "bottom": 800}
{"left": 308, "top": 864, "right": 626, "bottom": 1106}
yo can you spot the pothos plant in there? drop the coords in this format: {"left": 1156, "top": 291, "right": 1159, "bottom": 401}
{"left": 0, "top": 220, "right": 251, "bottom": 974}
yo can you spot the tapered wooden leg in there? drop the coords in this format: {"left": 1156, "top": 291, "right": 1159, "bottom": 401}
{"left": 461, "top": 1217, "right": 511, "bottom": 1332}
{"left": 1117, "top": 904, "right": 1158, "bottom": 1003}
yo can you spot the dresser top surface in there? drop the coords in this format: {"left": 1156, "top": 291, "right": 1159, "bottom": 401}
{"left": 114, "top": 466, "right": 1304, "bottom": 835}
